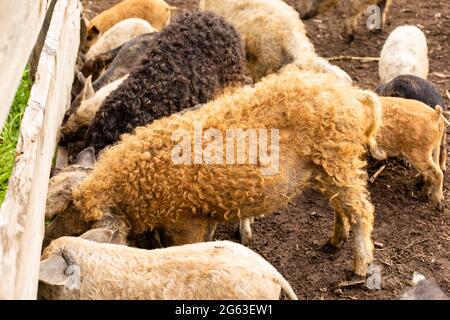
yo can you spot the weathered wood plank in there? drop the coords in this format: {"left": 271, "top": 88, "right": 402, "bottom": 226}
{"left": 0, "top": 0, "right": 51, "bottom": 131}
{"left": 0, "top": 0, "right": 81, "bottom": 300}
{"left": 29, "top": 0, "right": 58, "bottom": 82}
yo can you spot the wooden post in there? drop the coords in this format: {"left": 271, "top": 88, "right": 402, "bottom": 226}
{"left": 0, "top": 0, "right": 51, "bottom": 131}
{"left": 0, "top": 0, "right": 81, "bottom": 300}
{"left": 29, "top": 0, "right": 58, "bottom": 82}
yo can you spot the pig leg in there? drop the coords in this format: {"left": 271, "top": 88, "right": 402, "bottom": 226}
{"left": 330, "top": 187, "right": 374, "bottom": 276}
{"left": 323, "top": 209, "right": 350, "bottom": 253}
{"left": 340, "top": 192, "right": 375, "bottom": 277}
{"left": 378, "top": 0, "right": 393, "bottom": 30}
{"left": 239, "top": 217, "right": 254, "bottom": 245}
{"left": 439, "top": 133, "right": 447, "bottom": 172}
{"left": 315, "top": 176, "right": 374, "bottom": 276}
{"left": 205, "top": 222, "right": 218, "bottom": 241}
{"left": 345, "top": 1, "right": 365, "bottom": 42}
{"left": 345, "top": 0, "right": 391, "bottom": 42}
{"left": 302, "top": 0, "right": 340, "bottom": 19}
{"left": 419, "top": 157, "right": 445, "bottom": 212}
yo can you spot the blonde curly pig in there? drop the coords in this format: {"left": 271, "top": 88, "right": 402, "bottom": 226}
{"left": 45, "top": 65, "right": 384, "bottom": 276}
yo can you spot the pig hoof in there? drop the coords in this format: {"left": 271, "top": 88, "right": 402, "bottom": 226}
{"left": 322, "top": 241, "right": 339, "bottom": 254}
{"left": 434, "top": 202, "right": 445, "bottom": 213}
{"left": 350, "top": 274, "right": 367, "bottom": 283}
{"left": 234, "top": 226, "right": 252, "bottom": 245}
{"left": 370, "top": 28, "right": 383, "bottom": 34}
{"left": 240, "top": 232, "right": 252, "bottom": 245}
{"left": 345, "top": 34, "right": 355, "bottom": 44}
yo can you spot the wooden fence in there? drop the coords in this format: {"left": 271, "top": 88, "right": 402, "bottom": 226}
{"left": 0, "top": 0, "right": 52, "bottom": 131}
{"left": 0, "top": 0, "right": 81, "bottom": 299}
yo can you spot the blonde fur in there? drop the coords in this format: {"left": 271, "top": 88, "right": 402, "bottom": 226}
{"left": 199, "top": 0, "right": 352, "bottom": 83}
{"left": 239, "top": 89, "right": 385, "bottom": 245}
{"left": 47, "top": 66, "right": 381, "bottom": 276}
{"left": 39, "top": 238, "right": 298, "bottom": 300}
{"left": 87, "top": 0, "right": 174, "bottom": 49}
{"left": 362, "top": 90, "right": 387, "bottom": 160}
{"left": 329, "top": 97, "right": 446, "bottom": 252}
{"left": 378, "top": 97, "right": 445, "bottom": 210}
{"left": 86, "top": 18, "right": 156, "bottom": 60}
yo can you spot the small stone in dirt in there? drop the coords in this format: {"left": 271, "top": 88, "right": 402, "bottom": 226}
{"left": 334, "top": 288, "right": 343, "bottom": 295}
{"left": 374, "top": 242, "right": 384, "bottom": 249}
{"left": 319, "top": 287, "right": 328, "bottom": 293}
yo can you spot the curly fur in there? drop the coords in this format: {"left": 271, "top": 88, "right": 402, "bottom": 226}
{"left": 199, "top": 0, "right": 352, "bottom": 83}
{"left": 84, "top": 11, "right": 250, "bottom": 153}
{"left": 86, "top": 0, "right": 174, "bottom": 49}
{"left": 88, "top": 33, "right": 158, "bottom": 92}
{"left": 45, "top": 66, "right": 383, "bottom": 276}
{"left": 376, "top": 75, "right": 447, "bottom": 171}
{"left": 61, "top": 75, "right": 128, "bottom": 143}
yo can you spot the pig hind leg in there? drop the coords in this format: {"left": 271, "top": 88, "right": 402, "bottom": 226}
{"left": 417, "top": 156, "right": 444, "bottom": 212}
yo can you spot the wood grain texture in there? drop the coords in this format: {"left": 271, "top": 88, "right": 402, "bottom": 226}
{"left": 0, "top": 0, "right": 81, "bottom": 299}
{"left": 0, "top": 0, "right": 51, "bottom": 131}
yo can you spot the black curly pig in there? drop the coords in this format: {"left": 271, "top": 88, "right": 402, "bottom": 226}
{"left": 84, "top": 11, "right": 251, "bottom": 154}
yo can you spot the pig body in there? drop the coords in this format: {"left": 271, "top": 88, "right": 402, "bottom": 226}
{"left": 379, "top": 26, "right": 429, "bottom": 84}
{"left": 39, "top": 236, "right": 298, "bottom": 300}
{"left": 86, "top": 18, "right": 156, "bottom": 60}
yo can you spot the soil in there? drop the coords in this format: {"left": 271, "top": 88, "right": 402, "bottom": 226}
{"left": 81, "top": 0, "right": 449, "bottom": 299}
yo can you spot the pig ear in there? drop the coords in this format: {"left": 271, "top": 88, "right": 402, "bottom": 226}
{"left": 77, "top": 71, "right": 86, "bottom": 86}
{"left": 79, "top": 228, "right": 114, "bottom": 244}
{"left": 39, "top": 255, "right": 80, "bottom": 291}
{"left": 75, "top": 147, "right": 96, "bottom": 168}
{"left": 82, "top": 76, "right": 94, "bottom": 100}
{"left": 39, "top": 255, "right": 68, "bottom": 286}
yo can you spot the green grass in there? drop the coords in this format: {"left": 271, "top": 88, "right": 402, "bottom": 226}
{"left": 0, "top": 69, "right": 32, "bottom": 204}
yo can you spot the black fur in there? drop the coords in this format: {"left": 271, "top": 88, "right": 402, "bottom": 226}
{"left": 91, "top": 33, "right": 158, "bottom": 91}
{"left": 85, "top": 11, "right": 250, "bottom": 154}
{"left": 64, "top": 33, "right": 157, "bottom": 127}
{"left": 375, "top": 75, "right": 446, "bottom": 110}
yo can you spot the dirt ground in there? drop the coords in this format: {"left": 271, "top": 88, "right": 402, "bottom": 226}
{"left": 81, "top": 0, "right": 449, "bottom": 299}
